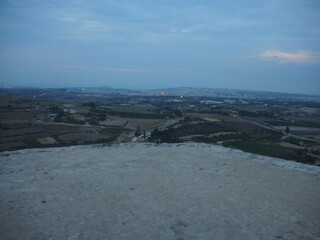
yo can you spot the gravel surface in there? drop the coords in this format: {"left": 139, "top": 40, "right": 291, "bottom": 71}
{"left": 1, "top": 143, "right": 320, "bottom": 240}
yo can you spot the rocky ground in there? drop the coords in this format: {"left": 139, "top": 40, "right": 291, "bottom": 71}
{"left": 0, "top": 143, "right": 320, "bottom": 240}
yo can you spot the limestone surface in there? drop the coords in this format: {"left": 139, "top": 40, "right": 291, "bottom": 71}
{"left": 1, "top": 143, "right": 320, "bottom": 240}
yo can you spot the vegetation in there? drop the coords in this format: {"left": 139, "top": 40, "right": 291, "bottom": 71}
{"left": 107, "top": 111, "right": 173, "bottom": 119}
{"left": 149, "top": 122, "right": 237, "bottom": 143}
{"left": 239, "top": 110, "right": 274, "bottom": 118}
{"left": 150, "top": 127, "right": 179, "bottom": 143}
{"left": 23, "top": 138, "right": 43, "bottom": 148}
{"left": 222, "top": 140, "right": 315, "bottom": 164}
{"left": 172, "top": 122, "right": 235, "bottom": 137}
{"left": 284, "top": 137, "right": 313, "bottom": 146}
{"left": 285, "top": 126, "right": 290, "bottom": 134}
{"left": 82, "top": 102, "right": 97, "bottom": 108}
{"left": 100, "top": 127, "right": 129, "bottom": 135}
{"left": 191, "top": 136, "right": 217, "bottom": 143}
{"left": 263, "top": 120, "right": 290, "bottom": 126}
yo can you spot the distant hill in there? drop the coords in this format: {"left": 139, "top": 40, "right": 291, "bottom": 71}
{"left": 2, "top": 87, "right": 319, "bottom": 101}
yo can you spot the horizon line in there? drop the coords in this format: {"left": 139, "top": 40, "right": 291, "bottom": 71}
{"left": 1, "top": 85, "right": 319, "bottom": 97}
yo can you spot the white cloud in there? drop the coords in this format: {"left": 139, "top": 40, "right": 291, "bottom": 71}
{"left": 59, "top": 16, "right": 111, "bottom": 32}
{"left": 181, "top": 29, "right": 192, "bottom": 33}
{"left": 259, "top": 50, "right": 318, "bottom": 64}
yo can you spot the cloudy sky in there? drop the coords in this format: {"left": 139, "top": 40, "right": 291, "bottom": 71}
{"left": 0, "top": 0, "right": 320, "bottom": 94}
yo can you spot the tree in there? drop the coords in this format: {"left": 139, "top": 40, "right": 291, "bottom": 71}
{"left": 304, "top": 155, "right": 315, "bottom": 164}
{"left": 98, "top": 113, "right": 106, "bottom": 121}
{"left": 82, "top": 101, "right": 96, "bottom": 108}
{"left": 285, "top": 126, "right": 290, "bottom": 134}
{"left": 159, "top": 128, "right": 177, "bottom": 143}
{"left": 88, "top": 119, "right": 99, "bottom": 125}
{"left": 151, "top": 127, "right": 159, "bottom": 138}
{"left": 174, "top": 109, "right": 182, "bottom": 118}
{"left": 135, "top": 125, "right": 141, "bottom": 137}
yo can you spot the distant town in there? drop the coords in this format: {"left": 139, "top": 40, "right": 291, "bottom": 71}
{"left": 1, "top": 87, "right": 320, "bottom": 165}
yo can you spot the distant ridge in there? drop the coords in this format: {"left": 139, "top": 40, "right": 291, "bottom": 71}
{"left": 2, "top": 86, "right": 320, "bottom": 100}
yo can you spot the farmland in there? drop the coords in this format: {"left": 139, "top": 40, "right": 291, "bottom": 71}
{"left": 1, "top": 87, "right": 319, "bottom": 165}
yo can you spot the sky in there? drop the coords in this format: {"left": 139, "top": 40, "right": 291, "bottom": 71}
{"left": 0, "top": 0, "right": 320, "bottom": 94}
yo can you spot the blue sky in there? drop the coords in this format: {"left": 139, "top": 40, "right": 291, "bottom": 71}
{"left": 0, "top": 0, "right": 320, "bottom": 94}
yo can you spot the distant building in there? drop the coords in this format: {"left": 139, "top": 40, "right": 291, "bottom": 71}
{"left": 165, "top": 99, "right": 183, "bottom": 103}
{"left": 63, "top": 108, "right": 78, "bottom": 114}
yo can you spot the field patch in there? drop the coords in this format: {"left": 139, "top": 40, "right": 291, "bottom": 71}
{"left": 37, "top": 137, "right": 57, "bottom": 145}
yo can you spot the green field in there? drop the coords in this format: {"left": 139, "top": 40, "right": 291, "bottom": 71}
{"left": 212, "top": 133, "right": 250, "bottom": 141}
{"left": 222, "top": 140, "right": 299, "bottom": 161}
{"left": 100, "top": 127, "right": 130, "bottom": 135}
{"left": 191, "top": 133, "right": 249, "bottom": 143}
{"left": 108, "top": 111, "right": 174, "bottom": 119}
{"left": 91, "top": 108, "right": 173, "bottom": 119}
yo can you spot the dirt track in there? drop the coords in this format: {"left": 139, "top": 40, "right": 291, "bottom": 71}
{"left": 1, "top": 143, "right": 320, "bottom": 240}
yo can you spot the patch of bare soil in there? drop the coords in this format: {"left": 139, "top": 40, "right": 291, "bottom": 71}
{"left": 36, "top": 137, "right": 57, "bottom": 145}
